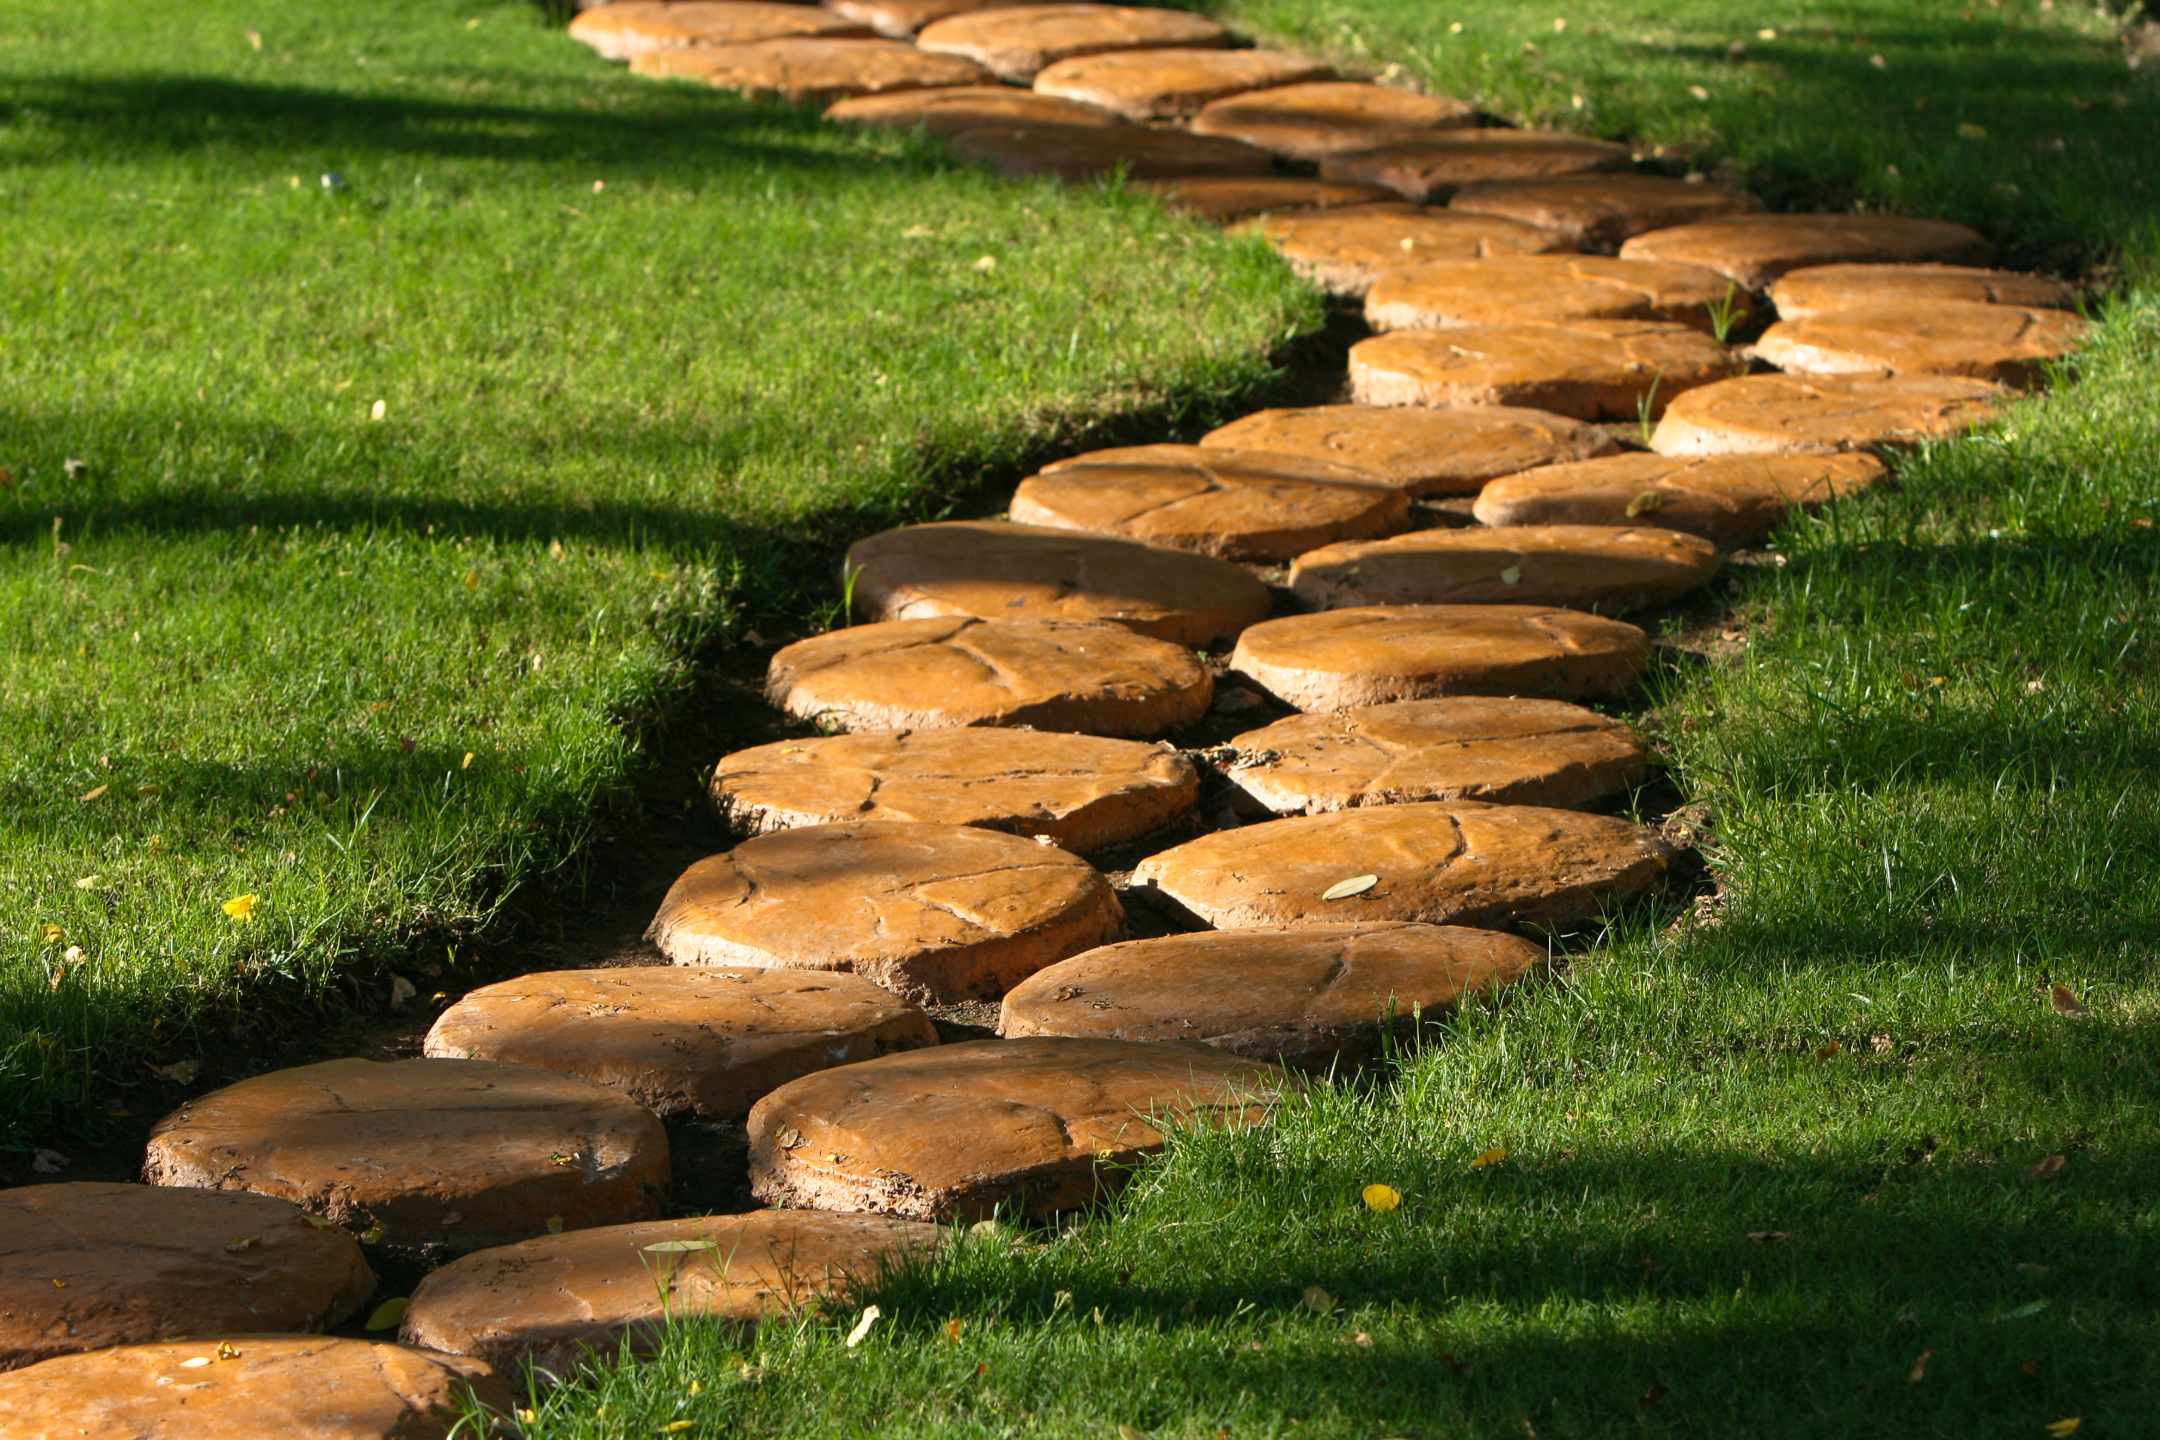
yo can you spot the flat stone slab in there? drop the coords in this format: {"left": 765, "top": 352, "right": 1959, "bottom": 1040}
{"left": 647, "top": 821, "right": 1123, "bottom": 1003}
{"left": 1364, "top": 255, "right": 1744, "bottom": 333}
{"left": 830, "top": 0, "right": 1033, "bottom": 38}
{"left": 0, "top": 1183, "right": 375, "bottom": 1372}
{"left": 1033, "top": 47, "right": 1334, "bottom": 121}
{"left": 1230, "top": 605, "right": 1650, "bottom": 709}
{"left": 631, "top": 38, "right": 991, "bottom": 103}
{"left": 1189, "top": 80, "right": 1476, "bottom": 161}
{"left": 401, "top": 1211, "right": 941, "bottom": 1372}
{"left": 1447, "top": 173, "right": 1762, "bottom": 250}
{"left": 827, "top": 84, "right": 1124, "bottom": 135}
{"left": 422, "top": 968, "right": 937, "bottom": 1120}
{"left": 712, "top": 728, "right": 1199, "bottom": 852}
{"left": 1768, "top": 262, "right": 2077, "bottom": 321}
{"left": 1132, "top": 175, "right": 1396, "bottom": 224}
{"left": 1472, "top": 451, "right": 1889, "bottom": 546}
{"left": 143, "top": 1058, "right": 669, "bottom": 1256}
{"left": 570, "top": 3, "right": 683, "bottom": 61}
{"left": 746, "top": 1037, "right": 1281, "bottom": 1220}
{"left": 1618, "top": 213, "right": 1991, "bottom": 289}
{"left": 1650, "top": 373, "right": 2006, "bottom": 455}
{"left": 999, "top": 922, "right": 1541, "bottom": 1065}
{"left": 1752, "top": 300, "right": 2088, "bottom": 387}
{"left": 1289, "top": 523, "right": 1723, "bottom": 614}
{"left": 1201, "top": 403, "right": 1618, "bottom": 498}
{"left": 845, "top": 519, "right": 1269, "bottom": 646}
{"left": 1348, "top": 321, "right": 1738, "bottom": 420}
{"left": 946, "top": 122, "right": 1273, "bottom": 180}
{"left": 1319, "top": 131, "right": 1631, "bottom": 204}
{"left": 575, "top": 2, "right": 872, "bottom": 59}
{"left": 1250, "top": 202, "right": 1570, "bottom": 298}
{"left": 918, "top": 4, "right": 1224, "bottom": 82}
{"left": 1221, "top": 696, "right": 1648, "bottom": 813}
{"left": 1133, "top": 800, "right": 1673, "bottom": 930}
{"left": 1012, "top": 444, "right": 1408, "bottom": 561}
{"left": 0, "top": 1337, "right": 505, "bottom": 1440}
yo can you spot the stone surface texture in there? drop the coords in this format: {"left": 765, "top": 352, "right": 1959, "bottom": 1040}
{"left": 1132, "top": 175, "right": 1396, "bottom": 223}
{"left": 1201, "top": 404, "right": 1618, "bottom": 497}
{"left": 1752, "top": 300, "right": 2089, "bottom": 386}
{"left": 916, "top": 4, "right": 1225, "bottom": 81}
{"left": 1767, "top": 262, "right": 2078, "bottom": 321}
{"left": 630, "top": 37, "right": 991, "bottom": 102}
{"left": 1288, "top": 523, "right": 1723, "bottom": 614}
{"left": 578, "top": 2, "right": 872, "bottom": 59}
{"left": 1472, "top": 450, "right": 1889, "bottom": 545}
{"left": 1347, "top": 321, "right": 1737, "bottom": 419}
{"left": 1617, "top": 213, "right": 1991, "bottom": 289}
{"left": 831, "top": 0, "right": 1036, "bottom": 38}
{"left": 1189, "top": 81, "right": 1476, "bottom": 160}
{"left": 946, "top": 123, "right": 1273, "bottom": 179}
{"left": 1650, "top": 373, "right": 2006, "bottom": 455}
{"left": 1446, "top": 173, "right": 1762, "bottom": 249}
{"left": 1364, "top": 254, "right": 1744, "bottom": 333}
{"left": 1319, "top": 130, "right": 1630, "bottom": 203}
{"left": 826, "top": 84, "right": 1124, "bottom": 134}
{"left": 1251, "top": 202, "right": 1570, "bottom": 297}
{"left": 1033, "top": 47, "right": 1334, "bottom": 120}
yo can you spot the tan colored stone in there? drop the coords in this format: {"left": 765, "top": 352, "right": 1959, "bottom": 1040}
{"left": 712, "top": 728, "right": 1198, "bottom": 852}
{"left": 569, "top": 3, "right": 681, "bottom": 61}
{"left": 1447, "top": 173, "right": 1761, "bottom": 249}
{"left": 578, "top": 2, "right": 871, "bottom": 60}
{"left": 918, "top": 4, "right": 1224, "bottom": 82}
{"left": 831, "top": 0, "right": 1039, "bottom": 39}
{"left": 1473, "top": 451, "right": 1890, "bottom": 546}
{"left": 401, "top": 1211, "right": 941, "bottom": 1372}
{"left": 1230, "top": 605, "right": 1649, "bottom": 709}
{"left": 1364, "top": 255, "right": 1745, "bottom": 333}
{"left": 631, "top": 38, "right": 990, "bottom": 103}
{"left": 422, "top": 968, "right": 937, "bottom": 1120}
{"left": 0, "top": 1184, "right": 374, "bottom": 1373}
{"left": 1752, "top": 300, "right": 2088, "bottom": 387}
{"left": 1133, "top": 800, "right": 1673, "bottom": 930}
{"left": 1618, "top": 213, "right": 1991, "bottom": 289}
{"left": 1032, "top": 47, "right": 1333, "bottom": 121}
{"left": 999, "top": 922, "right": 1540, "bottom": 1064}
{"left": 845, "top": 520, "right": 1269, "bottom": 646}
{"left": 1201, "top": 403, "right": 1618, "bottom": 498}
{"left": 827, "top": 84, "right": 1123, "bottom": 135}
{"left": 1250, "top": 202, "right": 1570, "bottom": 298}
{"left": 1132, "top": 175, "right": 1396, "bottom": 223}
{"left": 1221, "top": 697, "right": 1647, "bottom": 813}
{"left": 1289, "top": 523, "right": 1723, "bottom": 614}
{"left": 945, "top": 120, "right": 1272, "bottom": 180}
{"left": 1320, "top": 130, "right": 1630, "bottom": 204}
{"left": 746, "top": 1037, "right": 1280, "bottom": 1219}
{"left": 1768, "top": 262, "right": 2078, "bottom": 321}
{"left": 1348, "top": 321, "right": 1738, "bottom": 420}
{"left": 143, "top": 1058, "right": 669, "bottom": 1256}
{"left": 1189, "top": 81, "right": 1476, "bottom": 161}
{"left": 647, "top": 822, "right": 1123, "bottom": 1003}
{"left": 1650, "top": 373, "right": 2006, "bottom": 455}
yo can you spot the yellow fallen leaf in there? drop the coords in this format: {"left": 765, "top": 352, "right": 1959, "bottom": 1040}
{"left": 215, "top": 1341, "right": 242, "bottom": 1361}
{"left": 369, "top": 399, "right": 387, "bottom": 421}
{"left": 1469, "top": 1146, "right": 1508, "bottom": 1170}
{"left": 222, "top": 893, "right": 259, "bottom": 922}
{"left": 460, "top": 752, "right": 474, "bottom": 770}
{"left": 1361, "top": 1183, "right": 1402, "bottom": 1212}
{"left": 364, "top": 1297, "right": 408, "bottom": 1331}
{"left": 1957, "top": 122, "right": 1987, "bottom": 139}
{"left": 660, "top": 1424, "right": 694, "bottom": 1435}
{"left": 39, "top": 924, "right": 64, "bottom": 945}
{"left": 2046, "top": 1422, "right": 2081, "bottom": 1438}
{"left": 462, "top": 569, "right": 479, "bottom": 590}
{"left": 1322, "top": 874, "right": 1379, "bottom": 901}
{"left": 79, "top": 784, "right": 108, "bottom": 803}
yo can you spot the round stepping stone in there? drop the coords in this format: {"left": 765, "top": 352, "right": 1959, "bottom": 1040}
{"left": 1617, "top": 213, "right": 1991, "bottom": 289}
{"left": 946, "top": 120, "right": 1273, "bottom": 180}
{"left": 745, "top": 1037, "right": 1281, "bottom": 1220}
{"left": 422, "top": 968, "right": 937, "bottom": 1120}
{"left": 1202, "top": 403, "right": 1619, "bottom": 498}
{"left": 1473, "top": 451, "right": 1889, "bottom": 546}
{"left": 1319, "top": 130, "right": 1631, "bottom": 204}
{"left": 1221, "top": 696, "right": 1648, "bottom": 813}
{"left": 1012, "top": 444, "right": 1408, "bottom": 561}
{"left": 766, "top": 617, "right": 1214, "bottom": 736}
{"left": 1348, "top": 321, "right": 1738, "bottom": 420}
{"left": 827, "top": 85, "right": 1124, "bottom": 136}
{"left": 1229, "top": 605, "right": 1650, "bottom": 709}
{"left": 0, "top": 1183, "right": 375, "bottom": 1372}
{"left": 631, "top": 38, "right": 992, "bottom": 103}
{"left": 1752, "top": 301, "right": 2088, "bottom": 387}
{"left": 401, "top": 1211, "right": 941, "bottom": 1372}
{"left": 577, "top": 2, "right": 872, "bottom": 59}
{"left": 999, "top": 923, "right": 1542, "bottom": 1065}
{"left": 712, "top": 729, "right": 1199, "bottom": 852}
{"left": 1132, "top": 175, "right": 1396, "bottom": 223}
{"left": 0, "top": 1337, "right": 507, "bottom": 1440}
{"left": 917, "top": 4, "right": 1225, "bottom": 82}
{"left": 1447, "top": 173, "right": 1762, "bottom": 250}
{"left": 830, "top": 0, "right": 1035, "bottom": 38}
{"left": 1289, "top": 524, "right": 1723, "bottom": 614}
{"left": 1768, "top": 262, "right": 2077, "bottom": 321}
{"left": 569, "top": 2, "right": 683, "bottom": 61}
{"left": 1250, "top": 202, "right": 1571, "bottom": 298}
{"left": 1649, "top": 373, "right": 2006, "bottom": 456}
{"left": 143, "top": 1058, "right": 670, "bottom": 1256}
{"left": 1133, "top": 800, "right": 1673, "bottom": 930}
{"left": 647, "top": 821, "right": 1123, "bottom": 1003}
{"left": 1032, "top": 47, "right": 1334, "bottom": 121}
{"left": 844, "top": 519, "right": 1269, "bottom": 646}
{"left": 1364, "top": 255, "right": 1745, "bottom": 333}
{"left": 1189, "top": 80, "right": 1476, "bottom": 161}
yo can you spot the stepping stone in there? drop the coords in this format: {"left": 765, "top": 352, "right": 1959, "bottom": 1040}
{"left": 0, "top": 1337, "right": 506, "bottom": 1440}
{"left": 1220, "top": 696, "right": 1648, "bottom": 813}
{"left": 1202, "top": 403, "right": 1619, "bottom": 498}
{"left": 1229, "top": 605, "right": 1650, "bottom": 710}
{"left": 1768, "top": 262, "right": 2078, "bottom": 321}
{"left": 569, "top": 2, "right": 685, "bottom": 60}
{"left": 573, "top": 2, "right": 872, "bottom": 59}
{"left": 401, "top": 1211, "right": 941, "bottom": 1372}
{"left": 647, "top": 821, "right": 1123, "bottom": 1003}
{"left": 745, "top": 1037, "right": 1281, "bottom": 1219}
{"left": 946, "top": 122, "right": 1275, "bottom": 181}
{"left": 1472, "top": 451, "right": 1890, "bottom": 546}
{"left": 1011, "top": 443, "right": 1409, "bottom": 561}
{"left": 1364, "top": 254, "right": 1745, "bottom": 333}
{"left": 143, "top": 1058, "right": 670, "bottom": 1256}
{"left": 631, "top": 38, "right": 991, "bottom": 103}
{"left": 1447, "top": 173, "right": 1762, "bottom": 250}
{"left": 917, "top": 4, "right": 1226, "bottom": 82}
{"left": 1250, "top": 202, "right": 1571, "bottom": 298}
{"left": 1032, "top": 47, "right": 1334, "bottom": 121}
{"left": 1617, "top": 213, "right": 1991, "bottom": 289}
{"left": 827, "top": 85, "right": 1124, "bottom": 136}
{"left": 844, "top": 519, "right": 1269, "bottom": 646}
{"left": 1752, "top": 301, "right": 2088, "bottom": 387}
{"left": 1649, "top": 373, "right": 2006, "bottom": 455}
{"left": 1289, "top": 524, "right": 1723, "bottom": 614}
{"left": 1133, "top": 799, "right": 1673, "bottom": 930}
{"left": 999, "top": 922, "right": 1542, "bottom": 1065}
{"left": 1348, "top": 321, "right": 1738, "bottom": 420}
{"left": 830, "top": 0, "right": 1039, "bottom": 38}
{"left": 1132, "top": 175, "right": 1396, "bottom": 223}
{"left": 766, "top": 617, "right": 1215, "bottom": 736}
{"left": 0, "top": 1183, "right": 375, "bottom": 1372}
{"left": 713, "top": 728, "right": 1198, "bottom": 852}
{"left": 1189, "top": 80, "right": 1477, "bottom": 161}
{"left": 422, "top": 968, "right": 937, "bottom": 1120}
{"left": 1320, "top": 130, "right": 1631, "bottom": 204}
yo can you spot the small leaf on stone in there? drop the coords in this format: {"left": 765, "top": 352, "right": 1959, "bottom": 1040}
{"left": 779, "top": 1127, "right": 806, "bottom": 1150}
{"left": 301, "top": 1214, "right": 339, "bottom": 1231}
{"left": 215, "top": 1341, "right": 243, "bottom": 1361}
{"left": 546, "top": 1216, "right": 565, "bottom": 1234}
{"left": 224, "top": 1235, "right": 259, "bottom": 1254}
{"left": 1321, "top": 874, "right": 1378, "bottom": 901}
{"left": 180, "top": 1356, "right": 212, "bottom": 1369}
{"left": 845, "top": 1304, "right": 882, "bottom": 1348}
{"left": 1469, "top": 1146, "right": 1508, "bottom": 1170}
{"left": 1624, "top": 490, "right": 1667, "bottom": 517}
{"left": 1499, "top": 565, "right": 1523, "bottom": 585}
{"left": 364, "top": 1298, "right": 407, "bottom": 1331}
{"left": 643, "top": 1240, "right": 720, "bottom": 1253}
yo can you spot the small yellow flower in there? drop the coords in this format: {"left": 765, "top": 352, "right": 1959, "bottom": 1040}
{"left": 1361, "top": 1183, "right": 1402, "bottom": 1212}
{"left": 222, "top": 893, "right": 260, "bottom": 922}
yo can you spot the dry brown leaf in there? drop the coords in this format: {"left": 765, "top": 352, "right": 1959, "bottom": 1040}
{"left": 2049, "top": 983, "right": 2090, "bottom": 1018}
{"left": 1908, "top": 1348, "right": 1933, "bottom": 1382}
{"left": 2024, "top": 1153, "right": 2066, "bottom": 1183}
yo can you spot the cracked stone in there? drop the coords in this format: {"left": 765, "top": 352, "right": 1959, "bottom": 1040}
{"left": 1650, "top": 372, "right": 2006, "bottom": 455}
{"left": 827, "top": 85, "right": 1124, "bottom": 135}
{"left": 1249, "top": 202, "right": 1570, "bottom": 298}
{"left": 569, "top": 2, "right": 871, "bottom": 60}
{"left": 630, "top": 38, "right": 991, "bottom": 103}
{"left": 1618, "top": 213, "right": 1991, "bottom": 289}
{"left": 1768, "top": 262, "right": 2078, "bottom": 321}
{"left": 1319, "top": 130, "right": 1630, "bottom": 203}
{"left": 1189, "top": 80, "right": 1476, "bottom": 161}
{"left": 1447, "top": 173, "right": 1762, "bottom": 250}
{"left": 1473, "top": 451, "right": 1889, "bottom": 546}
{"left": 1348, "top": 321, "right": 1738, "bottom": 419}
{"left": 1032, "top": 47, "right": 1333, "bottom": 121}
{"left": 1364, "top": 254, "right": 1745, "bottom": 333}
{"left": 1752, "top": 300, "right": 2089, "bottom": 387}
{"left": 917, "top": 4, "right": 1225, "bottom": 82}
{"left": 1201, "top": 403, "right": 1618, "bottom": 498}
{"left": 945, "top": 121, "right": 1273, "bottom": 180}
{"left": 1289, "top": 523, "right": 1724, "bottom": 613}
{"left": 1131, "top": 175, "right": 1396, "bottom": 223}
